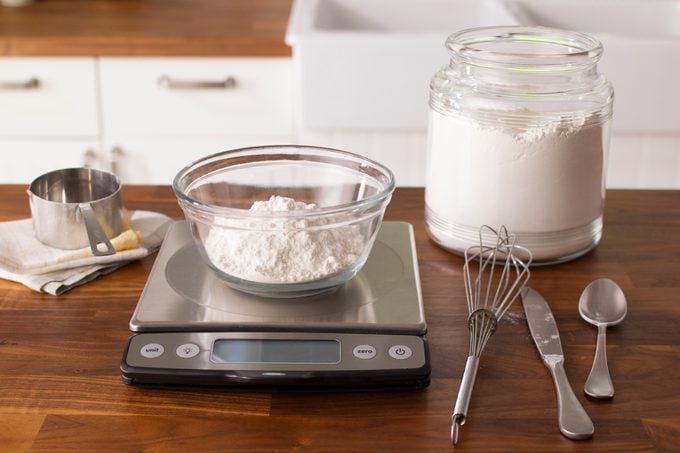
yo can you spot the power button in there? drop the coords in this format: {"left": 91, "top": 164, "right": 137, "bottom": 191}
{"left": 388, "top": 345, "right": 412, "bottom": 360}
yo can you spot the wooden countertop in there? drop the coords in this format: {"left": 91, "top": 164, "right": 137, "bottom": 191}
{"left": 1, "top": 186, "right": 679, "bottom": 451}
{"left": 0, "top": 0, "right": 293, "bottom": 56}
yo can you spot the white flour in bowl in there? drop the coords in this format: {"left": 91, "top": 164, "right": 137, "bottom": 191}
{"left": 425, "top": 108, "right": 606, "bottom": 260}
{"left": 204, "top": 195, "right": 365, "bottom": 283}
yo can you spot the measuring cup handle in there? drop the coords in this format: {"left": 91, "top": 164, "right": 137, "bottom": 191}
{"left": 79, "top": 203, "right": 116, "bottom": 256}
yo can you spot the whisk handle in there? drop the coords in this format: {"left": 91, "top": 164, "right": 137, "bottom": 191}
{"left": 451, "top": 355, "right": 480, "bottom": 445}
{"left": 548, "top": 359, "right": 595, "bottom": 440}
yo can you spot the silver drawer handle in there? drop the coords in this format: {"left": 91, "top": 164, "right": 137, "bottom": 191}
{"left": 0, "top": 77, "right": 40, "bottom": 90}
{"left": 110, "top": 146, "right": 125, "bottom": 177}
{"left": 82, "top": 149, "right": 98, "bottom": 168}
{"left": 157, "top": 75, "right": 236, "bottom": 90}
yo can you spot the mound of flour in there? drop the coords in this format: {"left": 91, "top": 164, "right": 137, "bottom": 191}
{"left": 204, "top": 195, "right": 365, "bottom": 283}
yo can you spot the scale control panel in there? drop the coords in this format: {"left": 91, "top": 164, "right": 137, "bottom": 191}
{"left": 121, "top": 331, "right": 430, "bottom": 390}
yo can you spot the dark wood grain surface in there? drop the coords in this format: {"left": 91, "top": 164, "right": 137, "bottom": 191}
{"left": 0, "top": 0, "right": 292, "bottom": 56}
{"left": 1, "top": 185, "right": 678, "bottom": 452}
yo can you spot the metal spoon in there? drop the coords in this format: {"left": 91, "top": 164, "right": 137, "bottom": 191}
{"left": 578, "top": 278, "right": 627, "bottom": 399}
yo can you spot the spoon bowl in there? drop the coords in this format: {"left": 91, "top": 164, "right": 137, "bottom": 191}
{"left": 578, "top": 278, "right": 627, "bottom": 398}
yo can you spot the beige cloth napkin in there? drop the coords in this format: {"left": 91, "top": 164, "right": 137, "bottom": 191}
{"left": 0, "top": 210, "right": 171, "bottom": 295}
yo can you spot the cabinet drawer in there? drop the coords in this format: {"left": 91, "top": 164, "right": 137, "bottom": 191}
{"left": 0, "top": 58, "right": 98, "bottom": 137}
{"left": 0, "top": 140, "right": 100, "bottom": 184}
{"left": 104, "top": 135, "right": 292, "bottom": 185}
{"left": 99, "top": 58, "right": 292, "bottom": 137}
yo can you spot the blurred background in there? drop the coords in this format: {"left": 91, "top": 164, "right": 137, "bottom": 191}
{"left": 0, "top": 0, "right": 678, "bottom": 188}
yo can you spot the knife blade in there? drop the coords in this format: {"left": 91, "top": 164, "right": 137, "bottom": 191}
{"left": 521, "top": 287, "right": 594, "bottom": 440}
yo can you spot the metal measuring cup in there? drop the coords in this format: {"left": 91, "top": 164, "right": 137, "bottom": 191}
{"left": 28, "top": 168, "right": 123, "bottom": 256}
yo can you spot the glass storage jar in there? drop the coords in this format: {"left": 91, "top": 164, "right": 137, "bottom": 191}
{"left": 425, "top": 26, "right": 614, "bottom": 264}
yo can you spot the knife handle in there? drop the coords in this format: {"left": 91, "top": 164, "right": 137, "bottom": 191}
{"left": 548, "top": 360, "right": 595, "bottom": 440}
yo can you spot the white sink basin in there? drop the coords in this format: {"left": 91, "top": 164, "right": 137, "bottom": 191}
{"left": 287, "top": 0, "right": 680, "bottom": 133}
{"left": 506, "top": 0, "right": 680, "bottom": 40}
{"left": 505, "top": 0, "right": 680, "bottom": 133}
{"left": 286, "top": 0, "right": 518, "bottom": 130}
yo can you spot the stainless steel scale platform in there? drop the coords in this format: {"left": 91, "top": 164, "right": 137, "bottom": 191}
{"left": 120, "top": 221, "right": 430, "bottom": 390}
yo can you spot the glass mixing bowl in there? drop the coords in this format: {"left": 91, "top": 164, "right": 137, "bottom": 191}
{"left": 173, "top": 145, "right": 396, "bottom": 298}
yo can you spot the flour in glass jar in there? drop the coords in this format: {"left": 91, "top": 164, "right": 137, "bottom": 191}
{"left": 425, "top": 108, "right": 606, "bottom": 261}
{"left": 204, "top": 195, "right": 365, "bottom": 283}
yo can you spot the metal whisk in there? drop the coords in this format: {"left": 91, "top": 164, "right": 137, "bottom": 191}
{"left": 451, "top": 225, "right": 532, "bottom": 445}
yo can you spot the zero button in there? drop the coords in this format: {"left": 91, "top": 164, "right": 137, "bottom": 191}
{"left": 352, "top": 344, "right": 377, "bottom": 360}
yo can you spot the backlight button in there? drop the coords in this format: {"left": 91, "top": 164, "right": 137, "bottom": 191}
{"left": 176, "top": 343, "right": 200, "bottom": 358}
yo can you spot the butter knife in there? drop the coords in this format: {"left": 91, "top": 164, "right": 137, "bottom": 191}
{"left": 521, "top": 287, "right": 595, "bottom": 440}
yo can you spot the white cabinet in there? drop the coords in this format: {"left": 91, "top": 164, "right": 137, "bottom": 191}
{"left": 295, "top": 128, "right": 428, "bottom": 187}
{"left": 0, "top": 58, "right": 101, "bottom": 183}
{"left": 4, "top": 54, "right": 676, "bottom": 188}
{"left": 101, "top": 135, "right": 292, "bottom": 186}
{"left": 607, "top": 134, "right": 680, "bottom": 189}
{"left": 0, "top": 56, "right": 294, "bottom": 185}
{"left": 99, "top": 57, "right": 293, "bottom": 184}
{"left": 296, "top": 128, "right": 680, "bottom": 189}
{"left": 0, "top": 140, "right": 100, "bottom": 184}
{"left": 0, "top": 57, "right": 98, "bottom": 137}
{"left": 99, "top": 58, "right": 292, "bottom": 137}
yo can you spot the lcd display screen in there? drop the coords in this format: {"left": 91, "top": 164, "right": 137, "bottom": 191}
{"left": 211, "top": 339, "right": 340, "bottom": 364}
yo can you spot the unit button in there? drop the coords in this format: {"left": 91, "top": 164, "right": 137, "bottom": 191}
{"left": 176, "top": 343, "right": 200, "bottom": 358}
{"left": 388, "top": 345, "right": 412, "bottom": 360}
{"left": 140, "top": 343, "right": 164, "bottom": 358}
{"left": 352, "top": 344, "right": 377, "bottom": 360}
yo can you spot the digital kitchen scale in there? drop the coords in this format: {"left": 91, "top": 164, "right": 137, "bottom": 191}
{"left": 120, "top": 221, "right": 430, "bottom": 390}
